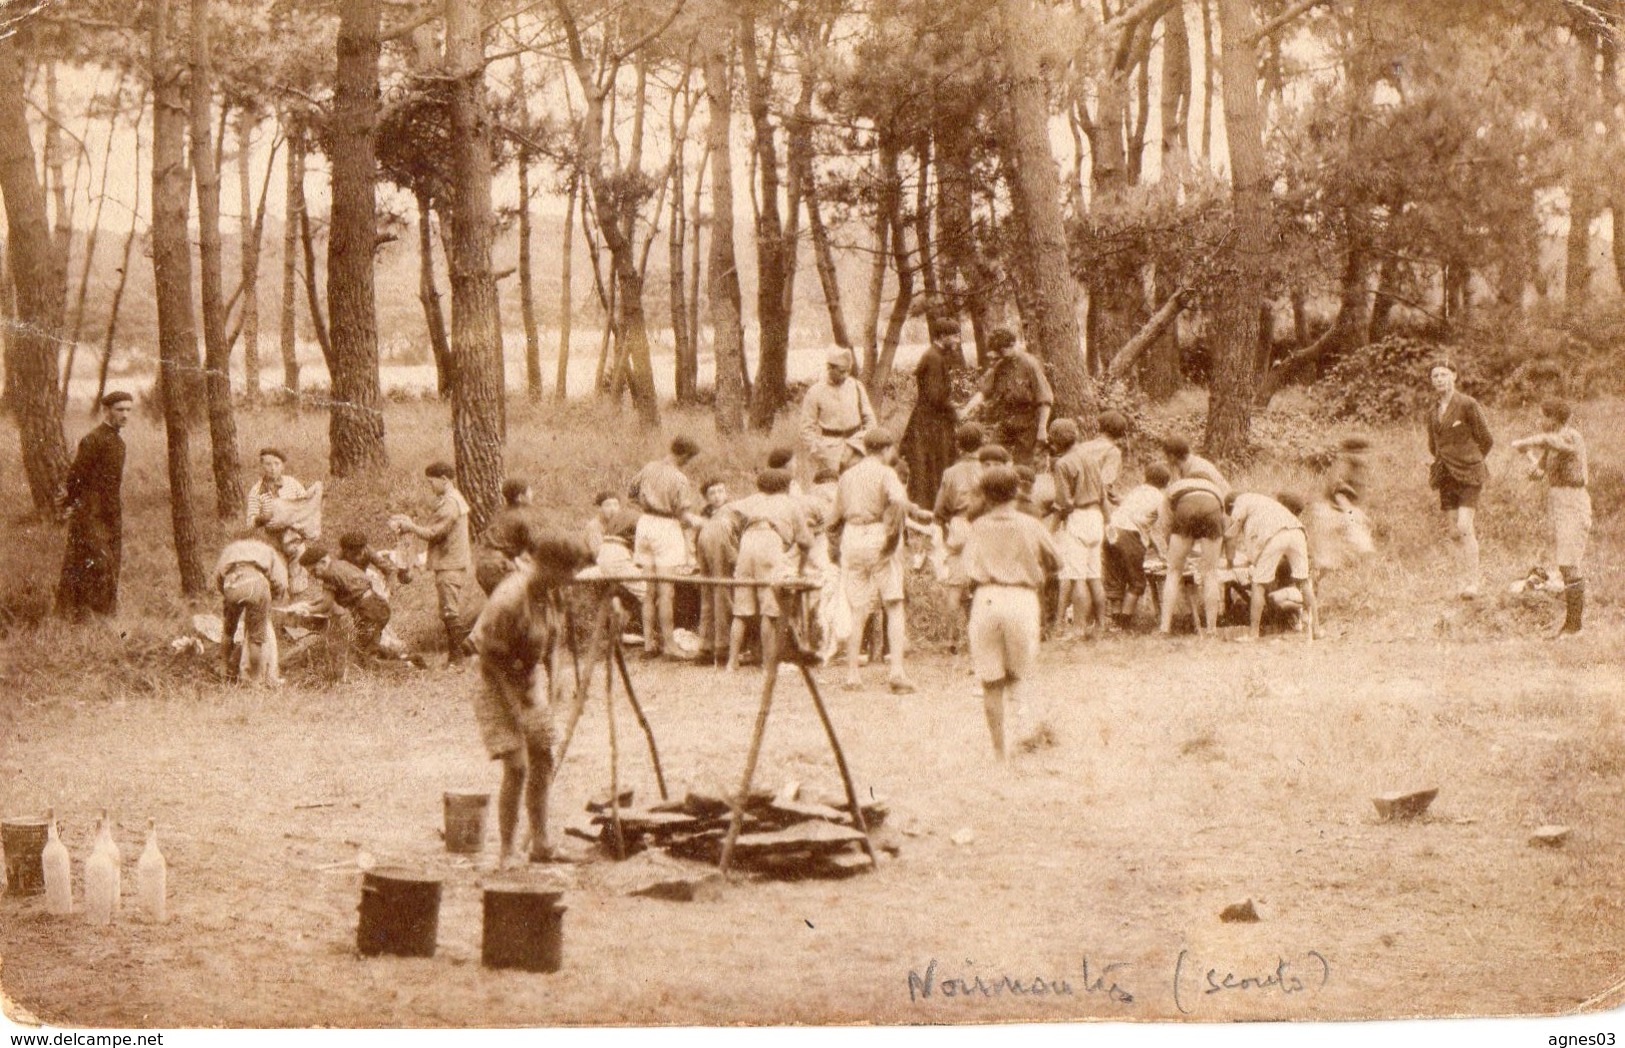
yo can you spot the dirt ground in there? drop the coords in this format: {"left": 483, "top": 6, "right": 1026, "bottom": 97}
{"left": 3, "top": 623, "right": 1624, "bottom": 1028}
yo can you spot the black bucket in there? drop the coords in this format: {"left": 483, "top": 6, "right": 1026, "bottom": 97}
{"left": 2, "top": 818, "right": 49, "bottom": 897}
{"left": 356, "top": 866, "right": 443, "bottom": 958}
{"left": 481, "top": 884, "right": 566, "bottom": 973}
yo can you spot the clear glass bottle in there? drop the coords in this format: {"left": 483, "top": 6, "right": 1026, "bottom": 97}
{"left": 85, "top": 813, "right": 118, "bottom": 926}
{"left": 43, "top": 808, "right": 72, "bottom": 916}
{"left": 137, "top": 818, "right": 167, "bottom": 923}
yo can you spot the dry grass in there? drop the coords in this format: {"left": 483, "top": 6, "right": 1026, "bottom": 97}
{"left": 1, "top": 395, "right": 1623, "bottom": 1027}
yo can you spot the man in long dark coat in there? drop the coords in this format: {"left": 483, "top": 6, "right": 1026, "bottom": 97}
{"left": 56, "top": 391, "right": 133, "bottom": 621}
{"left": 899, "top": 318, "right": 964, "bottom": 507}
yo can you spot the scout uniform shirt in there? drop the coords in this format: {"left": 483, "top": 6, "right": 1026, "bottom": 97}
{"left": 426, "top": 486, "right": 473, "bottom": 572}
{"left": 800, "top": 375, "right": 877, "bottom": 446}
{"left": 629, "top": 460, "right": 695, "bottom": 519}
{"left": 963, "top": 503, "right": 1061, "bottom": 588}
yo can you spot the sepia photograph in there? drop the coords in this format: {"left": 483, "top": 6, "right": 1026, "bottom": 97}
{"left": 0, "top": 0, "right": 1622, "bottom": 1033}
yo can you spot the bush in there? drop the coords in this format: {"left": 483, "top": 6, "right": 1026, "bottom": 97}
{"left": 1313, "top": 335, "right": 1484, "bottom": 425}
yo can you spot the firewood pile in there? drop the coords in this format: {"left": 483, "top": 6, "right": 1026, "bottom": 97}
{"left": 567, "top": 782, "right": 889, "bottom": 879}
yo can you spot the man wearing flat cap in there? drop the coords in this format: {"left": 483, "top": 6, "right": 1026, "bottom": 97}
{"left": 56, "top": 391, "right": 133, "bottom": 621}
{"left": 800, "top": 348, "right": 876, "bottom": 477}
{"left": 958, "top": 330, "right": 1053, "bottom": 467}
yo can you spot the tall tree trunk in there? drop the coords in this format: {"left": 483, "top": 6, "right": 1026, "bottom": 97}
{"left": 791, "top": 103, "right": 849, "bottom": 351}
{"left": 1369, "top": 254, "right": 1399, "bottom": 344}
{"left": 1199, "top": 0, "right": 1215, "bottom": 165}
{"left": 739, "top": 7, "right": 790, "bottom": 430}
{"left": 510, "top": 56, "right": 542, "bottom": 401}
{"left": 686, "top": 147, "right": 706, "bottom": 369}
{"left": 996, "top": 0, "right": 1091, "bottom": 417}
{"left": 873, "top": 178, "right": 914, "bottom": 399}
{"left": 860, "top": 137, "right": 895, "bottom": 386}
{"left": 668, "top": 131, "right": 693, "bottom": 405}
{"left": 704, "top": 33, "right": 746, "bottom": 435}
{"left": 913, "top": 131, "right": 938, "bottom": 302}
{"left": 190, "top": 0, "right": 245, "bottom": 518}
{"left": 96, "top": 116, "right": 143, "bottom": 411}
{"left": 555, "top": 171, "right": 578, "bottom": 403}
{"left": 1, "top": 238, "right": 16, "bottom": 413}
{"left": 935, "top": 114, "right": 992, "bottom": 359}
{"left": 151, "top": 0, "right": 208, "bottom": 595}
{"left": 0, "top": 35, "right": 69, "bottom": 513}
{"left": 1160, "top": 1, "right": 1192, "bottom": 183}
{"left": 279, "top": 133, "right": 302, "bottom": 394}
{"left": 236, "top": 108, "right": 261, "bottom": 403}
{"left": 516, "top": 146, "right": 542, "bottom": 399}
{"left": 327, "top": 0, "right": 388, "bottom": 475}
{"left": 60, "top": 80, "right": 129, "bottom": 414}
{"left": 44, "top": 61, "right": 70, "bottom": 296}
{"left": 1203, "top": 0, "right": 1271, "bottom": 462}
{"left": 415, "top": 195, "right": 453, "bottom": 397}
{"left": 296, "top": 172, "right": 333, "bottom": 369}
{"left": 443, "top": 0, "right": 505, "bottom": 535}
{"left": 1566, "top": 187, "right": 1593, "bottom": 308}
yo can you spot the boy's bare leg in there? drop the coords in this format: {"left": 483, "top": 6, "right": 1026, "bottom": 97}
{"left": 726, "top": 615, "right": 747, "bottom": 671}
{"left": 884, "top": 600, "right": 912, "bottom": 690}
{"left": 1301, "top": 577, "right": 1319, "bottom": 641}
{"left": 1087, "top": 579, "right": 1107, "bottom": 631}
{"left": 641, "top": 575, "right": 659, "bottom": 654}
{"left": 1160, "top": 537, "right": 1192, "bottom": 633}
{"left": 1248, "top": 581, "right": 1267, "bottom": 639}
{"left": 759, "top": 613, "right": 779, "bottom": 670}
{"left": 1197, "top": 542, "right": 1223, "bottom": 634}
{"left": 525, "top": 738, "right": 552, "bottom": 861}
{"left": 497, "top": 750, "right": 526, "bottom": 868}
{"left": 982, "top": 680, "right": 1007, "bottom": 760}
{"left": 657, "top": 581, "right": 678, "bottom": 653}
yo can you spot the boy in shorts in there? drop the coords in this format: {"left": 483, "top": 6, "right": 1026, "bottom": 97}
{"left": 1511, "top": 399, "right": 1590, "bottom": 635}
{"left": 1048, "top": 418, "right": 1108, "bottom": 637}
{"left": 1223, "top": 491, "right": 1318, "bottom": 642}
{"left": 1105, "top": 463, "right": 1170, "bottom": 628}
{"left": 727, "top": 468, "right": 813, "bottom": 671}
{"left": 1153, "top": 476, "right": 1228, "bottom": 636}
{"left": 962, "top": 466, "right": 1060, "bottom": 760}
{"left": 630, "top": 436, "right": 703, "bottom": 657}
{"left": 470, "top": 531, "right": 593, "bottom": 867}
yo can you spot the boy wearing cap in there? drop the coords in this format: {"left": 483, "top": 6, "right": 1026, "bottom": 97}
{"left": 801, "top": 348, "right": 877, "bottom": 476}
{"left": 630, "top": 436, "right": 703, "bottom": 658}
{"left": 245, "top": 447, "right": 307, "bottom": 528}
{"left": 56, "top": 390, "right": 133, "bottom": 622}
{"left": 299, "top": 543, "right": 394, "bottom": 657}
{"left": 390, "top": 462, "right": 474, "bottom": 664}
{"left": 1512, "top": 400, "right": 1591, "bottom": 635}
{"left": 962, "top": 465, "right": 1061, "bottom": 760}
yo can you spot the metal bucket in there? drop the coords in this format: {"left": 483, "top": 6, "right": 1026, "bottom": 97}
{"left": 442, "top": 792, "right": 490, "bottom": 854}
{"left": 2, "top": 818, "right": 49, "bottom": 897}
{"left": 481, "top": 884, "right": 566, "bottom": 973}
{"left": 356, "top": 866, "right": 442, "bottom": 958}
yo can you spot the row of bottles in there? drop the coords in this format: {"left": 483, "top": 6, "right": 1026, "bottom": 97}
{"left": 41, "top": 809, "right": 166, "bottom": 924}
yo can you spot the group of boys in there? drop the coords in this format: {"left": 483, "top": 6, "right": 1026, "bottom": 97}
{"left": 213, "top": 452, "right": 480, "bottom": 682}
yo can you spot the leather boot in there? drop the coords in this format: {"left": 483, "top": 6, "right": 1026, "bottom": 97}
{"left": 1560, "top": 578, "right": 1584, "bottom": 635}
